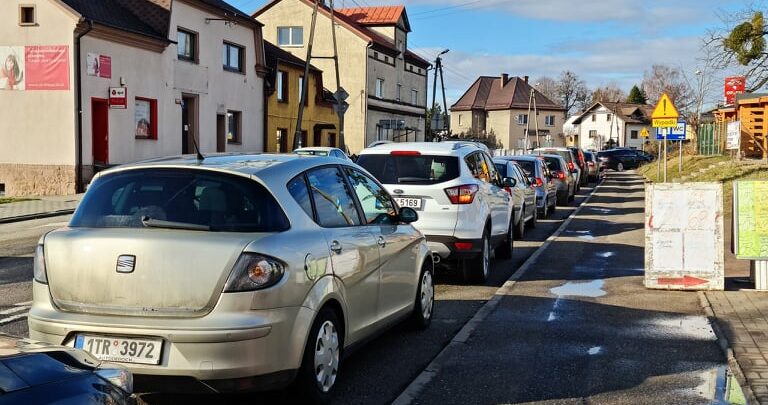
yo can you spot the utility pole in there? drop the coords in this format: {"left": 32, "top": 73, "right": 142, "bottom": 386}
{"left": 430, "top": 49, "right": 449, "bottom": 141}
{"left": 532, "top": 89, "right": 540, "bottom": 148}
{"left": 525, "top": 89, "right": 533, "bottom": 150}
{"left": 294, "top": 0, "right": 347, "bottom": 151}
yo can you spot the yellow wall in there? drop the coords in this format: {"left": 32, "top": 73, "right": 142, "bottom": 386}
{"left": 266, "top": 61, "right": 339, "bottom": 152}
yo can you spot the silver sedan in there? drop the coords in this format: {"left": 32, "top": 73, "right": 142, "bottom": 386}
{"left": 28, "top": 154, "right": 434, "bottom": 403}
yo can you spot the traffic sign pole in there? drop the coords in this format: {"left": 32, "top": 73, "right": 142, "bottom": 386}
{"left": 663, "top": 130, "right": 667, "bottom": 183}
{"left": 679, "top": 140, "right": 683, "bottom": 174}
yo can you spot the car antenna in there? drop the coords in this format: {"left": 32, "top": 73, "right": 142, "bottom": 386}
{"left": 189, "top": 134, "right": 205, "bottom": 161}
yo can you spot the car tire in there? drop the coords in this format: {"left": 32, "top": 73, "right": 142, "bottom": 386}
{"left": 513, "top": 208, "right": 525, "bottom": 239}
{"left": 296, "top": 307, "right": 343, "bottom": 405}
{"left": 527, "top": 205, "right": 537, "bottom": 228}
{"left": 410, "top": 261, "right": 434, "bottom": 329}
{"left": 465, "top": 228, "right": 491, "bottom": 283}
{"left": 496, "top": 219, "right": 513, "bottom": 260}
{"left": 617, "top": 162, "right": 624, "bottom": 172}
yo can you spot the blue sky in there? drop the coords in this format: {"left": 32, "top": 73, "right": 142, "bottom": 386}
{"left": 232, "top": 0, "right": 753, "bottom": 105}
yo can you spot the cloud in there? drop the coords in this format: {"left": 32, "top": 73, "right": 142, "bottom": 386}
{"left": 415, "top": 35, "right": 711, "bottom": 106}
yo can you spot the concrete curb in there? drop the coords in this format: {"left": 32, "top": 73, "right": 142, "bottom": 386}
{"left": 392, "top": 179, "right": 605, "bottom": 405}
{"left": 0, "top": 209, "right": 76, "bottom": 224}
{"left": 698, "top": 291, "right": 759, "bottom": 405}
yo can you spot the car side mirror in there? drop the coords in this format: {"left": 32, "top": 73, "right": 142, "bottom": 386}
{"left": 398, "top": 207, "right": 419, "bottom": 224}
{"left": 503, "top": 177, "right": 516, "bottom": 188}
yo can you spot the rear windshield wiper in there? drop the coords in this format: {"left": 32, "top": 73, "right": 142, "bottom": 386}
{"left": 141, "top": 216, "right": 210, "bottom": 231}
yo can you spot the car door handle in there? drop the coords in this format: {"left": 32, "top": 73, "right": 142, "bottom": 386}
{"left": 330, "top": 240, "right": 343, "bottom": 254}
{"left": 377, "top": 236, "right": 386, "bottom": 248}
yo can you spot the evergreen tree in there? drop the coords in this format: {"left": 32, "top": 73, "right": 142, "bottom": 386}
{"left": 626, "top": 85, "right": 647, "bottom": 104}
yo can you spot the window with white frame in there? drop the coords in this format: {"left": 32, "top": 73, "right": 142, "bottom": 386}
{"left": 545, "top": 115, "right": 555, "bottom": 126}
{"left": 631, "top": 130, "right": 638, "bottom": 139}
{"left": 375, "top": 78, "right": 384, "bottom": 98}
{"left": 458, "top": 114, "right": 463, "bottom": 126}
{"left": 411, "top": 89, "right": 418, "bottom": 105}
{"left": 517, "top": 114, "right": 528, "bottom": 125}
{"left": 276, "top": 70, "right": 287, "bottom": 102}
{"left": 589, "top": 130, "right": 597, "bottom": 138}
{"left": 277, "top": 27, "right": 303, "bottom": 46}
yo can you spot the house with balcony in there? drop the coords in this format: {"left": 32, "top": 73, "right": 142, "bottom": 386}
{"left": 450, "top": 74, "right": 567, "bottom": 150}
{"left": 263, "top": 40, "right": 339, "bottom": 152}
{"left": 0, "top": 0, "right": 266, "bottom": 196}
{"left": 569, "top": 102, "right": 653, "bottom": 150}
{"left": 253, "top": 0, "right": 430, "bottom": 153}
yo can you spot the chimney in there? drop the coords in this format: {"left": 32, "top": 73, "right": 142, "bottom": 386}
{"left": 501, "top": 73, "right": 508, "bottom": 88}
{"left": 524, "top": 75, "right": 529, "bottom": 83}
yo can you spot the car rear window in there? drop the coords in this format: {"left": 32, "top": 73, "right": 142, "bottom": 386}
{"left": 512, "top": 160, "right": 536, "bottom": 176}
{"left": 494, "top": 163, "right": 507, "bottom": 177}
{"left": 70, "top": 168, "right": 290, "bottom": 232}
{"left": 584, "top": 152, "right": 594, "bottom": 160}
{"left": 356, "top": 154, "right": 459, "bottom": 185}
{"left": 542, "top": 157, "right": 564, "bottom": 172}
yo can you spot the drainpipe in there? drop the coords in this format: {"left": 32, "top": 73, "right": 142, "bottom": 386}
{"left": 363, "top": 41, "right": 372, "bottom": 149}
{"left": 75, "top": 19, "right": 93, "bottom": 193}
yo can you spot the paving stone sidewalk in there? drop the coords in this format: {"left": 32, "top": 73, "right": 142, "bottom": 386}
{"left": 704, "top": 290, "right": 768, "bottom": 404}
{"left": 0, "top": 194, "right": 82, "bottom": 223}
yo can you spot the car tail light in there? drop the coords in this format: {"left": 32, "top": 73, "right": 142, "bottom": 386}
{"left": 553, "top": 171, "right": 566, "bottom": 180}
{"left": 390, "top": 150, "right": 421, "bottom": 156}
{"left": 567, "top": 162, "right": 575, "bottom": 171}
{"left": 33, "top": 244, "right": 48, "bottom": 284}
{"left": 533, "top": 177, "right": 544, "bottom": 187}
{"left": 503, "top": 186, "right": 512, "bottom": 195}
{"left": 454, "top": 242, "right": 473, "bottom": 250}
{"left": 444, "top": 184, "right": 479, "bottom": 204}
{"left": 223, "top": 253, "right": 286, "bottom": 292}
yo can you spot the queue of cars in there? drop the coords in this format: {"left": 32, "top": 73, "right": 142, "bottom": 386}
{"left": 25, "top": 141, "right": 619, "bottom": 403}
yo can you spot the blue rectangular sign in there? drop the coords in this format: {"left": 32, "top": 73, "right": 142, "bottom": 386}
{"left": 656, "top": 120, "right": 686, "bottom": 140}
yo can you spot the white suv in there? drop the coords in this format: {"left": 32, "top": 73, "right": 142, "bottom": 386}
{"left": 357, "top": 141, "right": 514, "bottom": 283}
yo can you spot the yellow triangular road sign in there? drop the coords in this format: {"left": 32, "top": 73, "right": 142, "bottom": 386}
{"left": 651, "top": 93, "right": 680, "bottom": 119}
{"left": 640, "top": 127, "right": 649, "bottom": 137}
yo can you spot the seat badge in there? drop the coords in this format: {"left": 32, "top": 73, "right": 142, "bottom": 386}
{"left": 116, "top": 255, "right": 136, "bottom": 273}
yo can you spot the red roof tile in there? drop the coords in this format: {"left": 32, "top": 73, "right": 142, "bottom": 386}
{"left": 452, "top": 76, "right": 564, "bottom": 112}
{"left": 336, "top": 6, "right": 404, "bottom": 25}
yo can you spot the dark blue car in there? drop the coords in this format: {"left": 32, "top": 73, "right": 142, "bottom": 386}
{"left": 0, "top": 334, "right": 134, "bottom": 404}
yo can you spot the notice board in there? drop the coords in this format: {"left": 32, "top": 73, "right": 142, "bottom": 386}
{"left": 733, "top": 181, "right": 768, "bottom": 259}
{"left": 645, "top": 183, "right": 724, "bottom": 290}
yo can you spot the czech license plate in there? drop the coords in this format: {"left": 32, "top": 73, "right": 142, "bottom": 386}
{"left": 394, "top": 197, "right": 422, "bottom": 210}
{"left": 75, "top": 334, "right": 162, "bottom": 365}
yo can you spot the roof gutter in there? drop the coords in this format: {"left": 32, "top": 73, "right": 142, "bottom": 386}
{"left": 75, "top": 19, "right": 94, "bottom": 193}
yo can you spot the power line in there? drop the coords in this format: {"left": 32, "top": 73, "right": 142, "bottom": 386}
{"left": 411, "top": 0, "right": 511, "bottom": 20}
{"left": 409, "top": 0, "right": 483, "bottom": 16}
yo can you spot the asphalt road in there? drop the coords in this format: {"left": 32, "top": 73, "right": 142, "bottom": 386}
{"left": 0, "top": 182, "right": 596, "bottom": 404}
{"left": 406, "top": 172, "right": 727, "bottom": 405}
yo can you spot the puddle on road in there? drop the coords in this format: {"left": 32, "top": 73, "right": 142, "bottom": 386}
{"left": 550, "top": 279, "right": 606, "bottom": 298}
{"left": 699, "top": 366, "right": 747, "bottom": 404}
{"left": 564, "top": 230, "right": 596, "bottom": 240}
{"left": 590, "top": 207, "right": 614, "bottom": 214}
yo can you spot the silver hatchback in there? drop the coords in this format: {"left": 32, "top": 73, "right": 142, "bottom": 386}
{"left": 28, "top": 154, "right": 434, "bottom": 403}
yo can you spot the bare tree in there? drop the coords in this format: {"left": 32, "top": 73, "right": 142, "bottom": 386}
{"left": 591, "top": 83, "right": 626, "bottom": 104}
{"left": 706, "top": 7, "right": 768, "bottom": 91}
{"left": 557, "top": 71, "right": 589, "bottom": 116}
{"left": 641, "top": 64, "right": 693, "bottom": 110}
{"left": 534, "top": 76, "right": 558, "bottom": 103}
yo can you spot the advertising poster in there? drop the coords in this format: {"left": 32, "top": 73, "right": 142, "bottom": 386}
{"left": 135, "top": 99, "right": 151, "bottom": 137}
{"left": 724, "top": 76, "right": 746, "bottom": 105}
{"left": 734, "top": 181, "right": 768, "bottom": 259}
{"left": 726, "top": 121, "right": 741, "bottom": 150}
{"left": 0, "top": 46, "right": 26, "bottom": 90}
{"left": 87, "top": 53, "right": 111, "bottom": 78}
{"left": 25, "top": 45, "right": 69, "bottom": 90}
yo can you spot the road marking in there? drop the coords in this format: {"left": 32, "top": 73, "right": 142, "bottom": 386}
{"left": 14, "top": 301, "right": 31, "bottom": 306}
{"left": 392, "top": 179, "right": 606, "bottom": 405}
{"left": 0, "top": 306, "right": 28, "bottom": 316}
{"left": 0, "top": 311, "right": 29, "bottom": 325}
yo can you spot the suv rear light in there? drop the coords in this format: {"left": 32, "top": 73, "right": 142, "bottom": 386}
{"left": 567, "top": 162, "right": 575, "bottom": 171}
{"left": 454, "top": 242, "right": 473, "bottom": 250}
{"left": 223, "top": 253, "right": 286, "bottom": 292}
{"left": 553, "top": 171, "right": 566, "bottom": 180}
{"left": 390, "top": 150, "right": 421, "bottom": 156}
{"left": 444, "top": 184, "right": 479, "bottom": 204}
{"left": 33, "top": 244, "right": 48, "bottom": 284}
{"left": 533, "top": 177, "right": 544, "bottom": 187}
